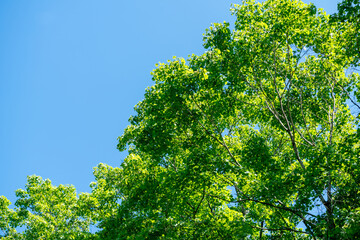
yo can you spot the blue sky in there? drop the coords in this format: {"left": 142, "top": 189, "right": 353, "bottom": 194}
{"left": 0, "top": 0, "right": 339, "bottom": 205}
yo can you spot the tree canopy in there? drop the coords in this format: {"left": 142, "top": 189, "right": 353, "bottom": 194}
{"left": 1, "top": 0, "right": 360, "bottom": 239}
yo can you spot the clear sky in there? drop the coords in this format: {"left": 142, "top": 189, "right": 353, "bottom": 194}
{"left": 0, "top": 0, "right": 340, "bottom": 206}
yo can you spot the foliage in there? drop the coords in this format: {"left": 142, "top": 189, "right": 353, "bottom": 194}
{"left": 0, "top": 176, "right": 95, "bottom": 239}
{"left": 331, "top": 0, "right": 360, "bottom": 64}
{"left": 112, "top": 0, "right": 360, "bottom": 238}
{"left": 1, "top": 0, "right": 360, "bottom": 239}
{"left": 332, "top": 0, "right": 359, "bottom": 22}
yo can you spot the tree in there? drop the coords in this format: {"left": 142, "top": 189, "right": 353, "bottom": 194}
{"left": 110, "top": 0, "right": 360, "bottom": 239}
{"left": 1, "top": 0, "right": 360, "bottom": 239}
{"left": 0, "top": 176, "right": 95, "bottom": 239}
